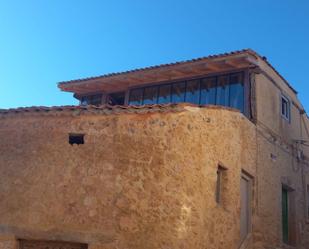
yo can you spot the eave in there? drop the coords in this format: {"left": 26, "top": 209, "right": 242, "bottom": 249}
{"left": 58, "top": 49, "right": 259, "bottom": 95}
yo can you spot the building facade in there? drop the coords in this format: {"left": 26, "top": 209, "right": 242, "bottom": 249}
{"left": 1, "top": 49, "right": 309, "bottom": 249}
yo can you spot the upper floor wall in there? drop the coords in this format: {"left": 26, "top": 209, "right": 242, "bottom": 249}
{"left": 254, "top": 56, "right": 308, "bottom": 144}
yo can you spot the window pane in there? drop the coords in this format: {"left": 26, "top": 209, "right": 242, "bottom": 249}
{"left": 200, "top": 77, "right": 216, "bottom": 105}
{"left": 129, "top": 88, "right": 143, "bottom": 105}
{"left": 171, "top": 82, "right": 186, "bottom": 103}
{"left": 91, "top": 94, "right": 103, "bottom": 105}
{"left": 81, "top": 94, "right": 102, "bottom": 106}
{"left": 143, "top": 86, "right": 158, "bottom": 105}
{"left": 107, "top": 92, "right": 125, "bottom": 105}
{"left": 216, "top": 75, "right": 229, "bottom": 106}
{"left": 281, "top": 96, "right": 290, "bottom": 120}
{"left": 158, "top": 84, "right": 171, "bottom": 104}
{"left": 186, "top": 80, "right": 200, "bottom": 104}
{"left": 81, "top": 97, "right": 89, "bottom": 106}
{"left": 229, "top": 73, "right": 244, "bottom": 112}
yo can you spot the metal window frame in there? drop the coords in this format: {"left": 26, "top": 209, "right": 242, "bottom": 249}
{"left": 281, "top": 94, "right": 291, "bottom": 122}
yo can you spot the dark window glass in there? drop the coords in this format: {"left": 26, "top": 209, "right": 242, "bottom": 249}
{"left": 107, "top": 92, "right": 125, "bottom": 105}
{"left": 229, "top": 73, "right": 244, "bottom": 112}
{"left": 129, "top": 88, "right": 143, "bottom": 105}
{"left": 143, "top": 86, "right": 158, "bottom": 105}
{"left": 171, "top": 82, "right": 186, "bottom": 103}
{"left": 216, "top": 75, "right": 230, "bottom": 106}
{"left": 80, "top": 94, "right": 102, "bottom": 106}
{"left": 81, "top": 97, "right": 88, "bottom": 106}
{"left": 186, "top": 80, "right": 200, "bottom": 104}
{"left": 200, "top": 77, "right": 217, "bottom": 105}
{"left": 158, "top": 84, "right": 171, "bottom": 104}
{"left": 281, "top": 95, "right": 290, "bottom": 121}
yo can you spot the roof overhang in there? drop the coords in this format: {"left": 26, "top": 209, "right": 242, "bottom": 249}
{"left": 58, "top": 50, "right": 259, "bottom": 95}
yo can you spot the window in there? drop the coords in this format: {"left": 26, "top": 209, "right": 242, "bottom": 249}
{"left": 127, "top": 72, "right": 246, "bottom": 114}
{"left": 69, "top": 133, "right": 84, "bottom": 145}
{"left": 80, "top": 94, "right": 102, "bottom": 106}
{"left": 229, "top": 73, "right": 244, "bottom": 113}
{"left": 186, "top": 79, "right": 200, "bottom": 104}
{"left": 200, "top": 77, "right": 216, "bottom": 105}
{"left": 216, "top": 75, "right": 229, "bottom": 106}
{"left": 106, "top": 92, "right": 125, "bottom": 105}
{"left": 281, "top": 95, "right": 290, "bottom": 121}
{"left": 129, "top": 88, "right": 143, "bottom": 105}
{"left": 216, "top": 165, "right": 227, "bottom": 204}
{"left": 143, "top": 86, "right": 158, "bottom": 105}
{"left": 158, "top": 84, "right": 172, "bottom": 104}
{"left": 171, "top": 82, "right": 186, "bottom": 103}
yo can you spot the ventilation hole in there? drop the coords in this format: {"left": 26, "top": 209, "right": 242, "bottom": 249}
{"left": 69, "top": 133, "right": 84, "bottom": 145}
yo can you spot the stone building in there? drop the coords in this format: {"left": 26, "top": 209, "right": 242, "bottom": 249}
{"left": 1, "top": 49, "right": 309, "bottom": 249}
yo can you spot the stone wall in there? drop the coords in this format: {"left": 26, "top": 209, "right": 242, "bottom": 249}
{"left": 0, "top": 106, "right": 256, "bottom": 249}
{"left": 253, "top": 68, "right": 309, "bottom": 249}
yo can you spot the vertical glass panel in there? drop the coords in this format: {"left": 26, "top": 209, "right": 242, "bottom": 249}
{"left": 91, "top": 94, "right": 103, "bottom": 106}
{"left": 216, "top": 75, "right": 230, "bottom": 106}
{"left": 143, "top": 86, "right": 158, "bottom": 105}
{"left": 186, "top": 79, "right": 200, "bottom": 104}
{"left": 80, "top": 97, "right": 89, "bottom": 106}
{"left": 158, "top": 84, "right": 171, "bottom": 104}
{"left": 129, "top": 88, "right": 143, "bottom": 105}
{"left": 107, "top": 92, "right": 125, "bottom": 105}
{"left": 229, "top": 73, "right": 244, "bottom": 113}
{"left": 80, "top": 94, "right": 102, "bottom": 106}
{"left": 171, "top": 82, "right": 186, "bottom": 103}
{"left": 200, "top": 77, "right": 216, "bottom": 105}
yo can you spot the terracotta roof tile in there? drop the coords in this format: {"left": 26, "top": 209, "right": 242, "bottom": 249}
{"left": 0, "top": 103, "right": 240, "bottom": 117}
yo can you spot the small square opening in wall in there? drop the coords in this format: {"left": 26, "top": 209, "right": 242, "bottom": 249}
{"left": 69, "top": 133, "right": 84, "bottom": 145}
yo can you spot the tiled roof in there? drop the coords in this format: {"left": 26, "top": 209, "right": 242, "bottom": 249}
{"left": 0, "top": 103, "right": 240, "bottom": 117}
{"left": 57, "top": 48, "right": 296, "bottom": 93}
{"left": 58, "top": 49, "right": 255, "bottom": 85}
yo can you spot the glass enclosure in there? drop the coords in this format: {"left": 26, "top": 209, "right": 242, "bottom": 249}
{"left": 78, "top": 72, "right": 246, "bottom": 115}
{"left": 128, "top": 72, "right": 245, "bottom": 113}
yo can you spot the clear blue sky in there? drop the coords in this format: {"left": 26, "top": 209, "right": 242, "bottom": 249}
{"left": 0, "top": 0, "right": 308, "bottom": 110}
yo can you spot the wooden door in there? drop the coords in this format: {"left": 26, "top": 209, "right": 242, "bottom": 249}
{"left": 282, "top": 188, "right": 289, "bottom": 244}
